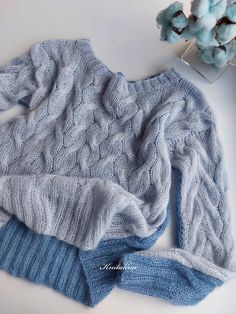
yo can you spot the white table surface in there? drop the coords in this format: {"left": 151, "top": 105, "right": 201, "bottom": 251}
{"left": 0, "top": 1, "right": 236, "bottom": 313}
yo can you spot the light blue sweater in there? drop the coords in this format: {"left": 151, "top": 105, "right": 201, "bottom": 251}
{"left": 0, "top": 38, "right": 235, "bottom": 307}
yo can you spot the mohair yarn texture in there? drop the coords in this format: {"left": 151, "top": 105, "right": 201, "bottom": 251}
{"left": 0, "top": 38, "right": 235, "bottom": 307}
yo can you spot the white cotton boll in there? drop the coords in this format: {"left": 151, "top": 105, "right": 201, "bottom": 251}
{"left": 165, "top": 1, "right": 184, "bottom": 21}
{"left": 197, "top": 46, "right": 215, "bottom": 64}
{"left": 225, "top": 3, "right": 236, "bottom": 22}
{"left": 196, "top": 13, "right": 217, "bottom": 31}
{"left": 217, "top": 23, "right": 236, "bottom": 45}
{"left": 196, "top": 29, "right": 219, "bottom": 46}
{"left": 214, "top": 47, "right": 228, "bottom": 68}
{"left": 191, "top": 0, "right": 210, "bottom": 18}
{"left": 210, "top": 0, "right": 227, "bottom": 19}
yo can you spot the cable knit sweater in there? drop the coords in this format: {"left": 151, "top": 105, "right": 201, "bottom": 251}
{"left": 0, "top": 38, "right": 235, "bottom": 307}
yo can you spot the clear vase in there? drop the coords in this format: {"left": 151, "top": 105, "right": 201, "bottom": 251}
{"left": 181, "top": 40, "right": 232, "bottom": 83}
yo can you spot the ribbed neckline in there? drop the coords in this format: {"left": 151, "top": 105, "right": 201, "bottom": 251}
{"left": 76, "top": 38, "right": 185, "bottom": 94}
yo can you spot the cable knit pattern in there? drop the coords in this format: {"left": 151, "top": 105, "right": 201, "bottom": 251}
{"left": 0, "top": 38, "right": 235, "bottom": 307}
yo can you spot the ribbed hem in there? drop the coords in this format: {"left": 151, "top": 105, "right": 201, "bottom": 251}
{"left": 0, "top": 214, "right": 168, "bottom": 306}
{"left": 0, "top": 217, "right": 118, "bottom": 307}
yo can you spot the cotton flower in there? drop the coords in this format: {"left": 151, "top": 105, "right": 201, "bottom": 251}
{"left": 216, "top": 2, "right": 236, "bottom": 44}
{"left": 217, "top": 23, "right": 236, "bottom": 44}
{"left": 191, "top": 0, "right": 227, "bottom": 31}
{"left": 156, "top": 1, "right": 188, "bottom": 43}
{"left": 225, "top": 2, "right": 236, "bottom": 22}
{"left": 197, "top": 39, "right": 236, "bottom": 67}
{"left": 156, "top": 1, "right": 236, "bottom": 68}
{"left": 182, "top": 16, "right": 219, "bottom": 46}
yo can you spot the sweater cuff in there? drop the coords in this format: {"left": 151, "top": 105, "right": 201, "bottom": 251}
{"left": 0, "top": 211, "right": 170, "bottom": 306}
{"left": 116, "top": 253, "right": 223, "bottom": 305}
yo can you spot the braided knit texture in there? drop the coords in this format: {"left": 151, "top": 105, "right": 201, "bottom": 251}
{"left": 0, "top": 38, "right": 235, "bottom": 306}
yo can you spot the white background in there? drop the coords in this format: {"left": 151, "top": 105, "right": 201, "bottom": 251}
{"left": 0, "top": 1, "right": 236, "bottom": 313}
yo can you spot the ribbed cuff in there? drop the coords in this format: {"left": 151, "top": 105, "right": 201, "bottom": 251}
{"left": 0, "top": 212, "right": 169, "bottom": 307}
{"left": 0, "top": 217, "right": 119, "bottom": 307}
{"left": 116, "top": 253, "right": 223, "bottom": 305}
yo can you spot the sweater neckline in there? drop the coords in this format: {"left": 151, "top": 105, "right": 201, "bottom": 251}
{"left": 76, "top": 38, "right": 184, "bottom": 94}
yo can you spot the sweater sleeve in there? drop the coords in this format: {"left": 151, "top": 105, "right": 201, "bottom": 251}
{"left": 117, "top": 86, "right": 236, "bottom": 305}
{"left": 0, "top": 40, "right": 82, "bottom": 136}
{"left": 0, "top": 51, "right": 38, "bottom": 111}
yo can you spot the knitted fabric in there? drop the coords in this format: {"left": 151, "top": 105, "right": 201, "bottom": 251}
{"left": 0, "top": 38, "right": 235, "bottom": 307}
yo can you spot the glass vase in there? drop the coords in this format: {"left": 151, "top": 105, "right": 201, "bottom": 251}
{"left": 181, "top": 40, "right": 231, "bottom": 83}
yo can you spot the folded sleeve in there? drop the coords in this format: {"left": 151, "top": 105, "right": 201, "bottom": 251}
{"left": 117, "top": 85, "right": 236, "bottom": 305}
{"left": 0, "top": 51, "right": 38, "bottom": 111}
